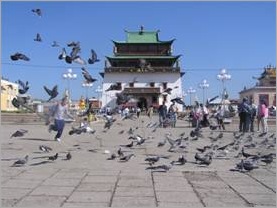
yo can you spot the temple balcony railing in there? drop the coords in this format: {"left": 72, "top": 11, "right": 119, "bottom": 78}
{"left": 104, "top": 66, "right": 181, "bottom": 73}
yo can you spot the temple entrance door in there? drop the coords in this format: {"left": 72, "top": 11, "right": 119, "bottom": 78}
{"left": 137, "top": 97, "right": 147, "bottom": 110}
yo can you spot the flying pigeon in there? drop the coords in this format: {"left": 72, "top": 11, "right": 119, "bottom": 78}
{"left": 105, "top": 83, "right": 122, "bottom": 91}
{"left": 43, "top": 85, "right": 58, "bottom": 101}
{"left": 31, "top": 8, "right": 42, "bottom": 17}
{"left": 10, "top": 52, "right": 30, "bottom": 61}
{"left": 88, "top": 49, "right": 100, "bottom": 64}
{"left": 34, "top": 33, "right": 42, "bottom": 42}
{"left": 115, "top": 93, "right": 133, "bottom": 105}
{"left": 18, "top": 80, "right": 30, "bottom": 94}
{"left": 12, "top": 155, "right": 29, "bottom": 166}
{"left": 171, "top": 97, "right": 185, "bottom": 106}
{"left": 163, "top": 88, "right": 173, "bottom": 94}
{"left": 10, "top": 129, "right": 28, "bottom": 138}
{"left": 51, "top": 41, "right": 59, "bottom": 47}
{"left": 58, "top": 48, "right": 67, "bottom": 60}
{"left": 81, "top": 67, "right": 97, "bottom": 83}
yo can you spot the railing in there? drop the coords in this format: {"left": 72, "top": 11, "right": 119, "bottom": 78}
{"left": 104, "top": 67, "right": 181, "bottom": 73}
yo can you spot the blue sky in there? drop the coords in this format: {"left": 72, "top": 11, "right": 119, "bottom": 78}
{"left": 1, "top": 1, "right": 276, "bottom": 104}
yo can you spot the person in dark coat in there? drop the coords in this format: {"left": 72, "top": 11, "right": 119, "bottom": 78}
{"left": 158, "top": 101, "right": 167, "bottom": 127}
{"left": 238, "top": 97, "right": 251, "bottom": 132}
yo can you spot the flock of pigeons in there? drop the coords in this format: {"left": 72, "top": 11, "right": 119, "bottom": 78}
{"left": 8, "top": 112, "right": 276, "bottom": 174}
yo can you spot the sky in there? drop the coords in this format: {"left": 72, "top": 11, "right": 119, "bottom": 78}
{"left": 1, "top": 1, "right": 276, "bottom": 104}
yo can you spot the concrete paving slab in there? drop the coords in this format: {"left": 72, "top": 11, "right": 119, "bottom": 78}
{"left": 61, "top": 202, "right": 109, "bottom": 207}
{"left": 2, "top": 179, "right": 42, "bottom": 189}
{"left": 82, "top": 175, "right": 117, "bottom": 183}
{"left": 111, "top": 196, "right": 156, "bottom": 207}
{"left": 29, "top": 185, "right": 75, "bottom": 196}
{"left": 2, "top": 199, "right": 19, "bottom": 207}
{"left": 76, "top": 183, "right": 115, "bottom": 192}
{"left": 1, "top": 187, "right": 32, "bottom": 199}
{"left": 41, "top": 178, "right": 82, "bottom": 187}
{"left": 117, "top": 178, "right": 152, "bottom": 187}
{"left": 156, "top": 191, "right": 201, "bottom": 203}
{"left": 157, "top": 201, "right": 204, "bottom": 207}
{"left": 114, "top": 186, "right": 154, "bottom": 197}
{"left": 240, "top": 193, "right": 276, "bottom": 206}
{"left": 15, "top": 195, "right": 67, "bottom": 207}
{"left": 66, "top": 191, "right": 112, "bottom": 203}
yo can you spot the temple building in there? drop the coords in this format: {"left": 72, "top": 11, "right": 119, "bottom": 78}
{"left": 239, "top": 65, "right": 276, "bottom": 106}
{"left": 1, "top": 78, "right": 19, "bottom": 111}
{"left": 100, "top": 26, "right": 185, "bottom": 110}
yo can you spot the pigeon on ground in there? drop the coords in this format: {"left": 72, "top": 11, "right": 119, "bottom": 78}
{"left": 81, "top": 67, "right": 97, "bottom": 83}
{"left": 117, "top": 147, "right": 124, "bottom": 157}
{"left": 12, "top": 155, "right": 29, "bottom": 166}
{"left": 88, "top": 49, "right": 100, "bottom": 64}
{"left": 171, "top": 155, "right": 187, "bottom": 165}
{"left": 146, "top": 164, "right": 173, "bottom": 172}
{"left": 10, "top": 129, "right": 28, "bottom": 138}
{"left": 34, "top": 33, "right": 42, "bottom": 42}
{"left": 10, "top": 52, "right": 30, "bottom": 61}
{"left": 39, "top": 145, "right": 52, "bottom": 152}
{"left": 241, "top": 147, "right": 257, "bottom": 158}
{"left": 18, "top": 80, "right": 30, "bottom": 94}
{"left": 48, "top": 153, "right": 58, "bottom": 161}
{"left": 157, "top": 139, "right": 167, "bottom": 147}
{"left": 119, "top": 153, "right": 135, "bottom": 162}
{"left": 194, "top": 153, "right": 213, "bottom": 166}
{"left": 66, "top": 152, "right": 72, "bottom": 160}
{"left": 43, "top": 85, "right": 58, "bottom": 101}
{"left": 32, "top": 8, "right": 42, "bottom": 17}
{"left": 120, "top": 141, "right": 133, "bottom": 148}
{"left": 242, "top": 159, "right": 259, "bottom": 171}
{"left": 107, "top": 153, "right": 117, "bottom": 160}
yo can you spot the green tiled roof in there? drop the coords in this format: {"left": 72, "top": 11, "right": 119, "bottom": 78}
{"left": 106, "top": 55, "right": 180, "bottom": 60}
{"left": 113, "top": 30, "right": 174, "bottom": 44}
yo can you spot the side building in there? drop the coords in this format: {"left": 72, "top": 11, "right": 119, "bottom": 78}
{"left": 1, "top": 79, "right": 19, "bottom": 112}
{"left": 239, "top": 65, "right": 276, "bottom": 107}
{"left": 100, "top": 27, "right": 185, "bottom": 111}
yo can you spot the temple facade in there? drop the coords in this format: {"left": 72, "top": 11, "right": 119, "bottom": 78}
{"left": 100, "top": 27, "right": 185, "bottom": 110}
{"left": 239, "top": 65, "right": 276, "bottom": 107}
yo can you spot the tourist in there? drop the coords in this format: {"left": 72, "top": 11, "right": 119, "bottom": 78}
{"left": 158, "top": 101, "right": 167, "bottom": 127}
{"left": 259, "top": 99, "right": 269, "bottom": 135}
{"left": 200, "top": 103, "right": 210, "bottom": 127}
{"left": 48, "top": 96, "right": 74, "bottom": 142}
{"left": 136, "top": 107, "right": 141, "bottom": 118}
{"left": 249, "top": 99, "right": 257, "bottom": 132}
{"left": 238, "top": 97, "right": 251, "bottom": 132}
{"left": 146, "top": 105, "right": 154, "bottom": 121}
{"left": 216, "top": 105, "right": 225, "bottom": 130}
{"left": 168, "top": 101, "right": 178, "bottom": 127}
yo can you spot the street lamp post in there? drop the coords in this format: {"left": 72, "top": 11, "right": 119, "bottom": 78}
{"left": 95, "top": 85, "right": 103, "bottom": 109}
{"left": 198, "top": 79, "right": 209, "bottom": 105}
{"left": 62, "top": 68, "right": 77, "bottom": 104}
{"left": 82, "top": 82, "right": 93, "bottom": 105}
{"left": 187, "top": 87, "right": 196, "bottom": 106}
{"left": 216, "top": 68, "right": 231, "bottom": 117}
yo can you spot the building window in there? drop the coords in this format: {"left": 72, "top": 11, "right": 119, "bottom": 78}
{"left": 259, "top": 94, "right": 269, "bottom": 105}
{"left": 152, "top": 96, "right": 158, "bottom": 103}
{"left": 162, "top": 82, "right": 167, "bottom": 90}
{"left": 129, "top": 82, "right": 134, "bottom": 87}
{"left": 150, "top": 82, "right": 155, "bottom": 87}
{"left": 163, "top": 95, "right": 167, "bottom": 102}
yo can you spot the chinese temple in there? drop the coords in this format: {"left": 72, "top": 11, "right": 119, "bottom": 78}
{"left": 100, "top": 26, "right": 185, "bottom": 110}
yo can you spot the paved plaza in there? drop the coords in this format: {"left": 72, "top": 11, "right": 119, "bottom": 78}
{"left": 1, "top": 115, "right": 276, "bottom": 207}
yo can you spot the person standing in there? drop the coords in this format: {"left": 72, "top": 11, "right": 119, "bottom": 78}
{"left": 249, "top": 99, "right": 257, "bottom": 132}
{"left": 260, "top": 100, "right": 269, "bottom": 135}
{"left": 158, "top": 101, "right": 167, "bottom": 127}
{"left": 238, "top": 97, "right": 251, "bottom": 132}
{"left": 146, "top": 105, "right": 154, "bottom": 121}
{"left": 136, "top": 107, "right": 141, "bottom": 118}
{"left": 48, "top": 96, "right": 74, "bottom": 142}
{"left": 216, "top": 105, "right": 225, "bottom": 130}
{"left": 168, "top": 101, "right": 178, "bottom": 127}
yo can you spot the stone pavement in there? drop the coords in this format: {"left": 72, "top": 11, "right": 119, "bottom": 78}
{"left": 1, "top": 115, "right": 276, "bottom": 207}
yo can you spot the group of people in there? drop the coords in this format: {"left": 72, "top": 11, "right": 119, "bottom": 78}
{"left": 238, "top": 97, "right": 269, "bottom": 134}
{"left": 158, "top": 101, "right": 178, "bottom": 128}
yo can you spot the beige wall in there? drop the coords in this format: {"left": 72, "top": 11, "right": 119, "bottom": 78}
{"left": 1, "top": 80, "right": 19, "bottom": 111}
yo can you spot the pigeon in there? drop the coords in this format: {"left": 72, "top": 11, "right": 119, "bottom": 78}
{"left": 10, "top": 129, "right": 28, "bottom": 138}
{"left": 105, "top": 83, "right": 122, "bottom": 91}
{"left": 81, "top": 67, "right": 97, "bottom": 83}
{"left": 171, "top": 155, "right": 187, "bottom": 165}
{"left": 18, "top": 80, "right": 29, "bottom": 94}
{"left": 194, "top": 153, "right": 213, "bottom": 165}
{"left": 163, "top": 88, "right": 173, "bottom": 94}
{"left": 171, "top": 97, "right": 185, "bottom": 106}
{"left": 119, "top": 153, "right": 135, "bottom": 162}
{"left": 48, "top": 153, "right": 58, "bottom": 161}
{"left": 58, "top": 48, "right": 67, "bottom": 60}
{"left": 241, "top": 147, "right": 257, "bottom": 158}
{"left": 157, "top": 139, "right": 167, "bottom": 147}
{"left": 43, "top": 85, "right": 58, "bottom": 101}
{"left": 146, "top": 164, "right": 172, "bottom": 172}
{"left": 88, "top": 49, "right": 100, "bottom": 64}
{"left": 51, "top": 41, "right": 59, "bottom": 47}
{"left": 12, "top": 155, "right": 29, "bottom": 166}
{"left": 34, "top": 33, "right": 42, "bottom": 42}
{"left": 107, "top": 153, "right": 117, "bottom": 160}
{"left": 120, "top": 141, "right": 133, "bottom": 148}
{"left": 73, "top": 56, "right": 86, "bottom": 65}
{"left": 242, "top": 159, "right": 259, "bottom": 171}
{"left": 66, "top": 152, "right": 72, "bottom": 160}
{"left": 10, "top": 52, "right": 30, "bottom": 61}
{"left": 145, "top": 156, "right": 161, "bottom": 165}
{"left": 117, "top": 147, "right": 124, "bottom": 157}
{"left": 136, "top": 135, "right": 146, "bottom": 145}
{"left": 31, "top": 9, "right": 42, "bottom": 17}
{"left": 39, "top": 145, "right": 52, "bottom": 152}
